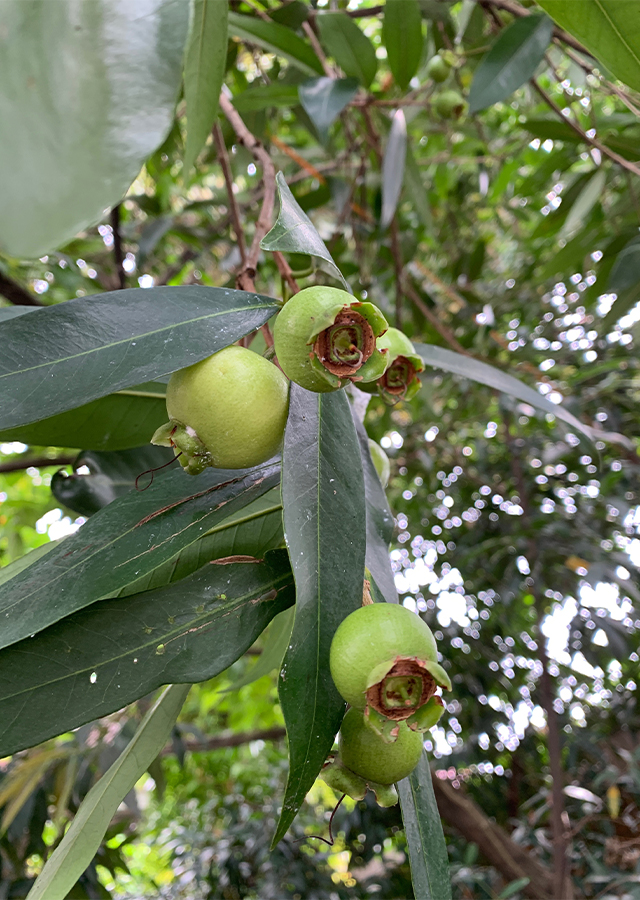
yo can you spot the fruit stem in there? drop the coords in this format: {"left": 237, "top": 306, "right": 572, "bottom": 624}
{"left": 293, "top": 793, "right": 346, "bottom": 847}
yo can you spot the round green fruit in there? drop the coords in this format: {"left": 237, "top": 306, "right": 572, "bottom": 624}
{"left": 151, "top": 345, "right": 289, "bottom": 474}
{"left": 330, "top": 603, "right": 451, "bottom": 721}
{"left": 375, "top": 328, "right": 424, "bottom": 403}
{"left": 434, "top": 89, "right": 466, "bottom": 120}
{"left": 273, "top": 286, "right": 389, "bottom": 393}
{"left": 426, "top": 54, "right": 450, "bottom": 83}
{"left": 339, "top": 707, "right": 423, "bottom": 785}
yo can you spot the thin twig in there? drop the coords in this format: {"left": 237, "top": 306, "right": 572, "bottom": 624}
{"left": 110, "top": 205, "right": 126, "bottom": 290}
{"left": 0, "top": 455, "right": 76, "bottom": 475}
{"left": 0, "top": 272, "right": 44, "bottom": 307}
{"left": 273, "top": 251, "right": 300, "bottom": 295}
{"left": 302, "top": 21, "right": 333, "bottom": 78}
{"left": 530, "top": 79, "right": 640, "bottom": 179}
{"left": 161, "top": 726, "right": 286, "bottom": 756}
{"left": 219, "top": 93, "right": 276, "bottom": 293}
{"left": 213, "top": 123, "right": 248, "bottom": 265}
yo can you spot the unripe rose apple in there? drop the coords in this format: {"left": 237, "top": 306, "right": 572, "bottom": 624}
{"left": 339, "top": 707, "right": 423, "bottom": 785}
{"left": 434, "top": 89, "right": 466, "bottom": 119}
{"left": 374, "top": 328, "right": 424, "bottom": 403}
{"left": 330, "top": 603, "right": 450, "bottom": 736}
{"left": 151, "top": 345, "right": 289, "bottom": 474}
{"left": 273, "top": 286, "right": 389, "bottom": 393}
{"left": 426, "top": 54, "right": 451, "bottom": 83}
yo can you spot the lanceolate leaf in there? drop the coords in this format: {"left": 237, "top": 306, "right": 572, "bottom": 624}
{"left": 0, "top": 552, "right": 294, "bottom": 757}
{"left": 536, "top": 0, "right": 640, "bottom": 93}
{"left": 398, "top": 752, "right": 452, "bottom": 900}
{"left": 382, "top": 0, "right": 423, "bottom": 91}
{"left": 51, "top": 447, "right": 173, "bottom": 516}
{"left": 0, "top": 286, "right": 279, "bottom": 430}
{"left": 261, "top": 172, "right": 348, "bottom": 288}
{"left": 468, "top": 15, "right": 554, "bottom": 114}
{"left": 0, "top": 461, "right": 280, "bottom": 652}
{"left": 415, "top": 343, "right": 595, "bottom": 442}
{"left": 316, "top": 11, "right": 378, "bottom": 88}
{"left": 183, "top": 0, "right": 229, "bottom": 172}
{"left": 273, "top": 386, "right": 366, "bottom": 846}
{"left": 224, "top": 605, "right": 295, "bottom": 693}
{"left": 0, "top": 1, "right": 190, "bottom": 258}
{"left": 607, "top": 236, "right": 640, "bottom": 293}
{"left": 298, "top": 77, "right": 359, "bottom": 138}
{"left": 228, "top": 12, "right": 323, "bottom": 78}
{"left": 0, "top": 382, "right": 168, "bottom": 451}
{"left": 381, "top": 109, "right": 407, "bottom": 229}
{"left": 352, "top": 411, "right": 397, "bottom": 605}
{"left": 26, "top": 684, "right": 191, "bottom": 900}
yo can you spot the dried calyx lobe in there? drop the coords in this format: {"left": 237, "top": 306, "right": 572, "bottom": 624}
{"left": 314, "top": 308, "right": 376, "bottom": 377}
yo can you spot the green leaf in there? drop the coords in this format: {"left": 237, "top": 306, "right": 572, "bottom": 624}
{"left": 382, "top": 0, "right": 424, "bottom": 91}
{"left": 522, "top": 118, "right": 582, "bottom": 142}
{"left": 316, "top": 12, "right": 378, "bottom": 88}
{"left": 233, "top": 83, "right": 300, "bottom": 112}
{"left": 0, "top": 382, "right": 169, "bottom": 451}
{"left": 51, "top": 447, "right": 175, "bottom": 516}
{"left": 0, "top": 552, "right": 294, "bottom": 757}
{"left": 0, "top": 1, "right": 190, "bottom": 258}
{"left": 25, "top": 683, "right": 191, "bottom": 900}
{"left": 536, "top": 0, "right": 640, "bottom": 93}
{"left": 183, "top": 0, "right": 229, "bottom": 172}
{"left": 608, "top": 236, "right": 640, "bottom": 292}
{"left": 261, "top": 171, "right": 348, "bottom": 288}
{"left": 0, "top": 460, "right": 280, "bottom": 652}
{"left": 0, "top": 286, "right": 279, "bottom": 430}
{"left": 223, "top": 605, "right": 295, "bottom": 692}
{"left": 381, "top": 110, "right": 407, "bottom": 229}
{"left": 351, "top": 409, "right": 397, "bottom": 605}
{"left": 415, "top": 343, "right": 595, "bottom": 442}
{"left": 398, "top": 752, "right": 452, "bottom": 900}
{"left": 298, "top": 77, "right": 359, "bottom": 138}
{"left": 559, "top": 168, "right": 606, "bottom": 239}
{"left": 497, "top": 877, "right": 531, "bottom": 899}
{"left": 228, "top": 12, "right": 323, "bottom": 78}
{"left": 117, "top": 491, "right": 284, "bottom": 598}
{"left": 404, "top": 144, "right": 433, "bottom": 231}
{"left": 273, "top": 386, "right": 366, "bottom": 846}
{"left": 468, "top": 15, "right": 554, "bottom": 114}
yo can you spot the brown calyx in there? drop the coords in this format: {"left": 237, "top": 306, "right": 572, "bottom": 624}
{"left": 379, "top": 356, "right": 417, "bottom": 397}
{"left": 366, "top": 657, "right": 436, "bottom": 721}
{"left": 313, "top": 308, "right": 375, "bottom": 377}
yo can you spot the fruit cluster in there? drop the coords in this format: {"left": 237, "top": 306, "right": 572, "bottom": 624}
{"left": 152, "top": 286, "right": 424, "bottom": 474}
{"left": 322, "top": 602, "right": 451, "bottom": 806}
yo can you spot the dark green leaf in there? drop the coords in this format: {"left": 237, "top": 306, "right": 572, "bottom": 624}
{"left": 224, "top": 605, "right": 295, "bottom": 692}
{"left": 522, "top": 118, "right": 583, "bottom": 142}
{"left": 468, "top": 15, "right": 554, "bottom": 114}
{"left": 183, "top": 0, "right": 228, "bottom": 172}
{"left": 0, "top": 461, "right": 280, "bottom": 651}
{"left": 351, "top": 408, "right": 397, "bottom": 604}
{"left": 0, "top": 552, "right": 293, "bottom": 757}
{"left": 228, "top": 12, "right": 323, "bottom": 77}
{"left": 273, "top": 386, "right": 366, "bottom": 846}
{"left": 415, "top": 343, "right": 595, "bottom": 442}
{"left": 398, "top": 752, "right": 452, "bottom": 900}
{"left": 261, "top": 172, "right": 348, "bottom": 288}
{"left": 137, "top": 217, "right": 175, "bottom": 265}
{"left": 538, "top": 226, "right": 601, "bottom": 282}
{"left": 382, "top": 0, "right": 424, "bottom": 91}
{"left": 117, "top": 491, "right": 284, "bottom": 598}
{"left": 316, "top": 12, "right": 378, "bottom": 88}
{"left": 536, "top": 0, "right": 640, "bottom": 93}
{"left": 269, "top": 1, "right": 309, "bottom": 30}
{"left": 381, "top": 110, "right": 407, "bottom": 229}
{"left": 0, "top": 382, "right": 168, "bottom": 451}
{"left": 298, "top": 77, "right": 359, "bottom": 138}
{"left": 26, "top": 684, "right": 191, "bottom": 900}
{"left": 51, "top": 447, "right": 174, "bottom": 516}
{"left": 608, "top": 236, "right": 640, "bottom": 293}
{"left": 0, "top": 1, "right": 189, "bottom": 258}
{"left": 233, "top": 83, "right": 300, "bottom": 112}
{"left": 0, "top": 286, "right": 279, "bottom": 430}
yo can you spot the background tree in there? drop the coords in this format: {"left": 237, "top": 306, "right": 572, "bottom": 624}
{"left": 0, "top": 1, "right": 639, "bottom": 898}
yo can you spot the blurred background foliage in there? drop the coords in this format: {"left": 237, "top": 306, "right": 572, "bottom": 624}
{"left": 1, "top": 0, "right": 640, "bottom": 897}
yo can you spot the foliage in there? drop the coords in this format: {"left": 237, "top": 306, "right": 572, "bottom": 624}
{"left": 1, "top": 1, "right": 640, "bottom": 898}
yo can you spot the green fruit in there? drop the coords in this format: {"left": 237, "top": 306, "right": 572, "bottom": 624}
{"left": 273, "top": 286, "right": 389, "bottom": 393}
{"left": 330, "top": 603, "right": 451, "bottom": 721}
{"left": 151, "top": 345, "right": 289, "bottom": 474}
{"left": 368, "top": 439, "right": 390, "bottom": 489}
{"left": 434, "top": 89, "right": 466, "bottom": 120}
{"left": 374, "top": 328, "right": 425, "bottom": 403}
{"left": 339, "top": 708, "right": 423, "bottom": 785}
{"left": 426, "top": 54, "right": 450, "bottom": 83}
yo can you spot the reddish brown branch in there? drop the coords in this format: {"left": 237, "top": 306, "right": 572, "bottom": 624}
{"left": 213, "top": 123, "right": 248, "bottom": 265}
{"left": 0, "top": 455, "right": 76, "bottom": 475}
{"left": 162, "top": 726, "right": 286, "bottom": 755}
{"left": 0, "top": 272, "right": 44, "bottom": 307}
